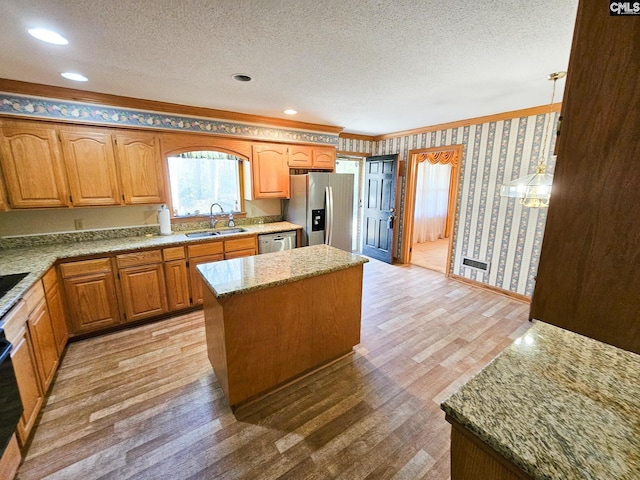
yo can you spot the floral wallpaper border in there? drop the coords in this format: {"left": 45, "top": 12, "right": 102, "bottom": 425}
{"left": 0, "top": 93, "right": 339, "bottom": 146}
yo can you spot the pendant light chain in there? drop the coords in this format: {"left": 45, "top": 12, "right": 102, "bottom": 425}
{"left": 539, "top": 74, "right": 560, "bottom": 170}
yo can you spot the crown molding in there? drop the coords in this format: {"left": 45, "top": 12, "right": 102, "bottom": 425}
{"left": 0, "top": 78, "right": 344, "bottom": 134}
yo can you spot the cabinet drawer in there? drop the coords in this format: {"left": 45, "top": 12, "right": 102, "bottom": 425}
{"left": 187, "top": 241, "right": 224, "bottom": 258}
{"left": 116, "top": 249, "right": 162, "bottom": 268}
{"left": 163, "top": 246, "right": 185, "bottom": 261}
{"left": 60, "top": 258, "right": 113, "bottom": 278}
{"left": 224, "top": 236, "right": 257, "bottom": 253}
{"left": 22, "top": 281, "right": 45, "bottom": 315}
{"left": 1, "top": 300, "right": 28, "bottom": 345}
{"left": 42, "top": 267, "right": 58, "bottom": 293}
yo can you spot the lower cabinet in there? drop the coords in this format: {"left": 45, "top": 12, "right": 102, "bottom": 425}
{"left": 57, "top": 234, "right": 260, "bottom": 334}
{"left": 187, "top": 241, "right": 225, "bottom": 305}
{"left": 3, "top": 301, "right": 44, "bottom": 446}
{"left": 116, "top": 250, "right": 168, "bottom": 322}
{"left": 43, "top": 268, "right": 69, "bottom": 355}
{"left": 60, "top": 258, "right": 121, "bottom": 334}
{"left": 27, "top": 297, "right": 59, "bottom": 394}
{"left": 163, "top": 247, "right": 190, "bottom": 312}
{"left": 224, "top": 236, "right": 258, "bottom": 259}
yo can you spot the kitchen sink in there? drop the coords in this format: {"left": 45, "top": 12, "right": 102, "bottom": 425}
{"left": 185, "top": 228, "right": 246, "bottom": 238}
{"left": 214, "top": 228, "right": 246, "bottom": 236}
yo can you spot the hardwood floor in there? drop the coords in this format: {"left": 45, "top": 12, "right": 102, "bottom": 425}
{"left": 16, "top": 259, "right": 532, "bottom": 480}
{"left": 410, "top": 239, "right": 449, "bottom": 273}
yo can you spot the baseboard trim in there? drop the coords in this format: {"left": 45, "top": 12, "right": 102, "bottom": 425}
{"left": 449, "top": 274, "right": 531, "bottom": 304}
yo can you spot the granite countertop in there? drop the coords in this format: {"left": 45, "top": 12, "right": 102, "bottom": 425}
{"left": 197, "top": 244, "right": 368, "bottom": 299}
{"left": 441, "top": 321, "right": 640, "bottom": 480}
{"left": 0, "top": 222, "right": 301, "bottom": 319}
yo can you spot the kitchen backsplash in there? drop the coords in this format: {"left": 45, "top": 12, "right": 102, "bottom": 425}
{"left": 0, "top": 215, "right": 283, "bottom": 249}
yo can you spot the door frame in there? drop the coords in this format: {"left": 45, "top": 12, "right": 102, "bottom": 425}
{"left": 402, "top": 144, "right": 464, "bottom": 274}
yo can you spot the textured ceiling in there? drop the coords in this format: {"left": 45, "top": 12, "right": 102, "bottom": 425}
{"left": 0, "top": 0, "right": 579, "bottom": 135}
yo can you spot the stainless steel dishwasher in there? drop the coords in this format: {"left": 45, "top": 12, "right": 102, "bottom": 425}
{"left": 258, "top": 231, "right": 297, "bottom": 254}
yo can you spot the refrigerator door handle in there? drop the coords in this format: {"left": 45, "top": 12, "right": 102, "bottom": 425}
{"left": 325, "top": 186, "right": 333, "bottom": 246}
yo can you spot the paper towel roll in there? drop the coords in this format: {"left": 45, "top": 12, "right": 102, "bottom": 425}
{"left": 158, "top": 205, "right": 171, "bottom": 235}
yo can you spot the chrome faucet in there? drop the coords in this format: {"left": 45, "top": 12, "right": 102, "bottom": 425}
{"left": 209, "top": 202, "right": 224, "bottom": 228}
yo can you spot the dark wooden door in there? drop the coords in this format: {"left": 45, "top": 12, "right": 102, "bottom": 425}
{"left": 362, "top": 155, "right": 397, "bottom": 263}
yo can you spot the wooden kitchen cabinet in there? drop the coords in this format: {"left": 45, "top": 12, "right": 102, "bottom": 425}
{"left": 163, "top": 247, "right": 190, "bottom": 312}
{"left": 115, "top": 132, "right": 166, "bottom": 204}
{"left": 224, "top": 236, "right": 257, "bottom": 259}
{"left": 187, "top": 241, "right": 224, "bottom": 305}
{"left": 287, "top": 144, "right": 336, "bottom": 170}
{"left": 3, "top": 301, "right": 44, "bottom": 446}
{"left": 27, "top": 297, "right": 59, "bottom": 393}
{"left": 0, "top": 120, "right": 69, "bottom": 208}
{"left": 250, "top": 143, "right": 290, "bottom": 198}
{"left": 60, "top": 258, "right": 121, "bottom": 334}
{"left": 312, "top": 147, "right": 336, "bottom": 169}
{"left": 116, "top": 250, "right": 168, "bottom": 321}
{"left": 288, "top": 145, "right": 313, "bottom": 167}
{"left": 42, "top": 267, "right": 69, "bottom": 355}
{"left": 59, "top": 127, "right": 121, "bottom": 206}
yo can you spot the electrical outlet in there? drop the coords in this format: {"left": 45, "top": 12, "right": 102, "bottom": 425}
{"left": 74, "top": 219, "right": 84, "bottom": 230}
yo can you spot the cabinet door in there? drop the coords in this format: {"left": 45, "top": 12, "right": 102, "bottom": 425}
{"left": 11, "top": 333, "right": 44, "bottom": 446}
{"left": 288, "top": 145, "right": 313, "bottom": 168}
{"left": 164, "top": 259, "right": 190, "bottom": 311}
{"left": 115, "top": 132, "right": 166, "bottom": 204}
{"left": 60, "top": 128, "right": 121, "bottom": 206}
{"left": 251, "top": 143, "right": 290, "bottom": 198}
{"left": 45, "top": 279, "right": 69, "bottom": 356}
{"left": 0, "top": 122, "right": 69, "bottom": 208}
{"left": 189, "top": 253, "right": 224, "bottom": 305}
{"left": 312, "top": 147, "right": 336, "bottom": 169}
{"left": 28, "top": 298, "right": 59, "bottom": 393}
{"left": 63, "top": 271, "right": 121, "bottom": 333}
{"left": 119, "top": 263, "right": 168, "bottom": 321}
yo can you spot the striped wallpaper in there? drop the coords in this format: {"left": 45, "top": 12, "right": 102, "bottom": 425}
{"left": 339, "top": 111, "right": 559, "bottom": 297}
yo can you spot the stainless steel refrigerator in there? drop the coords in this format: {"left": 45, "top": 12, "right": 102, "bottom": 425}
{"left": 285, "top": 173, "right": 354, "bottom": 252}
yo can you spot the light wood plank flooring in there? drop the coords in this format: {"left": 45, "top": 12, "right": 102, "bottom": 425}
{"left": 410, "top": 239, "right": 449, "bottom": 274}
{"left": 16, "top": 259, "right": 532, "bottom": 480}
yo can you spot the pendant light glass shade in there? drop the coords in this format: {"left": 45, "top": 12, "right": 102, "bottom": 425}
{"left": 500, "top": 164, "right": 554, "bottom": 208}
{"left": 500, "top": 72, "right": 565, "bottom": 208}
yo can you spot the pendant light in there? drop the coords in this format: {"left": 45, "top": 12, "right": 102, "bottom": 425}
{"left": 500, "top": 71, "right": 566, "bottom": 208}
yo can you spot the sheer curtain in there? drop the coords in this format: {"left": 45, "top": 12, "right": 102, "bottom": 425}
{"left": 413, "top": 161, "right": 452, "bottom": 243}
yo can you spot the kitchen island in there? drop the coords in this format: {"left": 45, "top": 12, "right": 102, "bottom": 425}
{"left": 197, "top": 244, "right": 368, "bottom": 408}
{"left": 441, "top": 321, "right": 640, "bottom": 480}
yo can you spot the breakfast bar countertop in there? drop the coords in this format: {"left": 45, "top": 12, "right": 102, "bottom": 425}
{"left": 441, "top": 321, "right": 640, "bottom": 480}
{"left": 197, "top": 244, "right": 368, "bottom": 298}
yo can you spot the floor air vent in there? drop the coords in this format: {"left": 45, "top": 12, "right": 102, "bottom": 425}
{"left": 462, "top": 257, "right": 490, "bottom": 273}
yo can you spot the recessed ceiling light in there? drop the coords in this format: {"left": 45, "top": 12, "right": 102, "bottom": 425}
{"left": 231, "top": 73, "right": 253, "bottom": 82}
{"left": 28, "top": 28, "right": 68, "bottom": 45}
{"left": 284, "top": 109, "right": 298, "bottom": 115}
{"left": 61, "top": 72, "right": 88, "bottom": 82}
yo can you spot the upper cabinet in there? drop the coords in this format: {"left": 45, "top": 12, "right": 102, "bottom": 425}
{"left": 249, "top": 143, "right": 290, "bottom": 199}
{"left": 287, "top": 145, "right": 335, "bottom": 170}
{"left": 115, "top": 132, "right": 166, "bottom": 205}
{"left": 0, "top": 121, "right": 70, "bottom": 208}
{"left": 60, "top": 128, "right": 121, "bottom": 206}
{"left": 0, "top": 119, "right": 167, "bottom": 209}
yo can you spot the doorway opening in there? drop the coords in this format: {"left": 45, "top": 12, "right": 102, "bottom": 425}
{"left": 335, "top": 156, "right": 364, "bottom": 252}
{"left": 403, "top": 146, "right": 463, "bottom": 275}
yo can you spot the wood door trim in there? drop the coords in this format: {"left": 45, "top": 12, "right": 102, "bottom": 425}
{"left": 402, "top": 144, "right": 463, "bottom": 274}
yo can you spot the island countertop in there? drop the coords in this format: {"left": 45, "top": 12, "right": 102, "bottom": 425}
{"left": 197, "top": 244, "right": 368, "bottom": 298}
{"left": 441, "top": 321, "right": 640, "bottom": 480}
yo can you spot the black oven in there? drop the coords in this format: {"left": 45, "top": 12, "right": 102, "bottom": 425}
{"left": 0, "top": 328, "right": 23, "bottom": 456}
